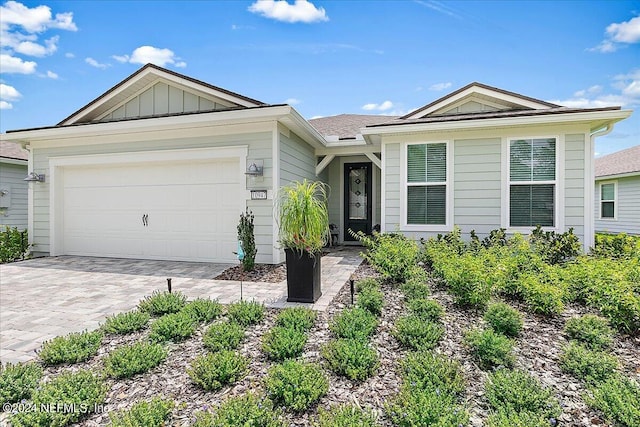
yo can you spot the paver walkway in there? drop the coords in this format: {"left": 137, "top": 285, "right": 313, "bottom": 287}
{"left": 0, "top": 247, "right": 361, "bottom": 364}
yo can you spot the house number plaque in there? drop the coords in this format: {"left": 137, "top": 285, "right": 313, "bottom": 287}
{"left": 250, "top": 190, "right": 268, "bottom": 200}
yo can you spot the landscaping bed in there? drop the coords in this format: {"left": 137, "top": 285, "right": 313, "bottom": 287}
{"left": 1, "top": 232, "right": 639, "bottom": 426}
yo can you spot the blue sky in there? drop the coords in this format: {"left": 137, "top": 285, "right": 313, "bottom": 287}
{"left": 1, "top": 0, "right": 638, "bottom": 156}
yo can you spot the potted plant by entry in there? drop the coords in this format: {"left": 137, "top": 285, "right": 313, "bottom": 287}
{"left": 277, "top": 179, "right": 330, "bottom": 303}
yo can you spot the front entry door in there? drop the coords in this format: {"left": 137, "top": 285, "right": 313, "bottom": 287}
{"left": 344, "top": 162, "right": 372, "bottom": 241}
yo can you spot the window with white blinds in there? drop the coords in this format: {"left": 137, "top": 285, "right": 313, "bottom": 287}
{"left": 600, "top": 182, "right": 616, "bottom": 219}
{"left": 509, "top": 138, "right": 556, "bottom": 227}
{"left": 407, "top": 143, "right": 447, "bottom": 225}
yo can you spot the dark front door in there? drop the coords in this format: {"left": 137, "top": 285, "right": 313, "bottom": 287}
{"left": 344, "top": 162, "right": 372, "bottom": 241}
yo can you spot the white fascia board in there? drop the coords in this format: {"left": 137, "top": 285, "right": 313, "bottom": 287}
{"left": 595, "top": 171, "right": 640, "bottom": 180}
{"left": 1, "top": 105, "right": 295, "bottom": 143}
{"left": 0, "top": 157, "right": 27, "bottom": 166}
{"left": 278, "top": 106, "right": 328, "bottom": 149}
{"left": 361, "top": 109, "right": 633, "bottom": 137}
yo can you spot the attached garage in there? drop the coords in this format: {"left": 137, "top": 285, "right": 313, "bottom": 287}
{"left": 50, "top": 147, "right": 247, "bottom": 263}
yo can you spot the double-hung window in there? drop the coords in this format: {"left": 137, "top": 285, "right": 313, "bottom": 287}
{"left": 509, "top": 138, "right": 556, "bottom": 227}
{"left": 406, "top": 142, "right": 447, "bottom": 225}
{"left": 600, "top": 182, "right": 616, "bottom": 219}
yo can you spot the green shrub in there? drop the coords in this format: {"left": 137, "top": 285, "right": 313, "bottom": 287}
{"left": 559, "top": 342, "right": 618, "bottom": 384}
{"left": 592, "top": 233, "right": 640, "bottom": 260}
{"left": 518, "top": 272, "right": 565, "bottom": 315}
{"left": 464, "top": 328, "right": 515, "bottom": 370}
{"left": 263, "top": 360, "right": 328, "bottom": 412}
{"left": 0, "top": 226, "right": 29, "bottom": 263}
{"left": 330, "top": 307, "right": 378, "bottom": 340}
{"left": 203, "top": 321, "right": 245, "bottom": 352}
{"left": 355, "top": 277, "right": 380, "bottom": 292}
{"left": 564, "top": 314, "right": 614, "bottom": 350}
{"left": 392, "top": 315, "right": 444, "bottom": 351}
{"left": 138, "top": 290, "right": 187, "bottom": 316}
{"left": 227, "top": 300, "right": 265, "bottom": 326}
{"left": 188, "top": 351, "right": 248, "bottom": 391}
{"left": 317, "top": 404, "right": 378, "bottom": 427}
{"left": 10, "top": 370, "right": 106, "bottom": 427}
{"left": 104, "top": 342, "right": 167, "bottom": 379}
{"left": 109, "top": 397, "right": 174, "bottom": 427}
{"left": 352, "top": 231, "right": 419, "bottom": 282}
{"left": 484, "top": 302, "right": 523, "bottom": 337}
{"left": 181, "top": 298, "right": 223, "bottom": 323}
{"left": 486, "top": 369, "right": 560, "bottom": 418}
{"left": 102, "top": 309, "right": 150, "bottom": 335}
{"left": 192, "top": 393, "right": 284, "bottom": 427}
{"left": 262, "top": 326, "right": 308, "bottom": 361}
{"left": 386, "top": 386, "right": 469, "bottom": 427}
{"left": 149, "top": 311, "right": 197, "bottom": 343}
{"left": 0, "top": 362, "right": 43, "bottom": 406}
{"left": 587, "top": 375, "right": 640, "bottom": 427}
{"left": 357, "top": 286, "right": 384, "bottom": 316}
{"left": 529, "top": 225, "right": 582, "bottom": 265}
{"left": 39, "top": 329, "right": 103, "bottom": 365}
{"left": 407, "top": 298, "right": 444, "bottom": 322}
{"left": 439, "top": 252, "right": 492, "bottom": 309}
{"left": 238, "top": 208, "right": 258, "bottom": 271}
{"left": 322, "top": 339, "right": 379, "bottom": 381}
{"left": 275, "top": 307, "right": 317, "bottom": 331}
{"left": 400, "top": 351, "right": 465, "bottom": 396}
{"left": 400, "top": 274, "right": 431, "bottom": 300}
{"left": 487, "top": 409, "right": 558, "bottom": 427}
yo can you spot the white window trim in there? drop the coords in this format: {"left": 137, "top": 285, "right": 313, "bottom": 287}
{"left": 400, "top": 140, "right": 453, "bottom": 232}
{"left": 501, "top": 135, "right": 564, "bottom": 233}
{"left": 598, "top": 180, "right": 618, "bottom": 220}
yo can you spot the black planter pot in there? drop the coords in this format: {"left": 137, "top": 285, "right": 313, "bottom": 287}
{"left": 285, "top": 248, "right": 322, "bottom": 303}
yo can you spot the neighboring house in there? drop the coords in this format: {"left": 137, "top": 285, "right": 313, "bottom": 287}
{"left": 594, "top": 145, "right": 640, "bottom": 235}
{"left": 0, "top": 64, "right": 631, "bottom": 263}
{"left": 0, "top": 141, "right": 29, "bottom": 230}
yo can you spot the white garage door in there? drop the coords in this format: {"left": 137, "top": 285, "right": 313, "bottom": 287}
{"left": 62, "top": 158, "right": 243, "bottom": 262}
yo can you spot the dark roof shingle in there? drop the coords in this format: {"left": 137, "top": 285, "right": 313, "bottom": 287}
{"left": 308, "top": 114, "right": 397, "bottom": 139}
{"left": 0, "top": 142, "right": 28, "bottom": 161}
{"left": 595, "top": 145, "right": 640, "bottom": 178}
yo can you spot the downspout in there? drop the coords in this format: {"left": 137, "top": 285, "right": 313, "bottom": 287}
{"left": 586, "top": 124, "right": 614, "bottom": 251}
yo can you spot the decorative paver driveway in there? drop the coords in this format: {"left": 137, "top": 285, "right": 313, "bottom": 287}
{"left": 0, "top": 247, "right": 361, "bottom": 364}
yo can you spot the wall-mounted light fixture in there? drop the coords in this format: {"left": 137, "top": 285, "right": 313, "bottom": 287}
{"left": 24, "top": 172, "right": 45, "bottom": 182}
{"left": 245, "top": 160, "right": 264, "bottom": 176}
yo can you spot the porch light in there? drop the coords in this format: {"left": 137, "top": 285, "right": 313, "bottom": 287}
{"left": 245, "top": 160, "right": 264, "bottom": 176}
{"left": 24, "top": 172, "right": 45, "bottom": 182}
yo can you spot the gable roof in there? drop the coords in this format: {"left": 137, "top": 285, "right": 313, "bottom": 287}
{"left": 401, "top": 82, "right": 560, "bottom": 120}
{"left": 58, "top": 64, "right": 266, "bottom": 126}
{"left": 595, "top": 145, "right": 640, "bottom": 178}
{"left": 309, "top": 114, "right": 397, "bottom": 140}
{"left": 0, "top": 141, "right": 28, "bottom": 162}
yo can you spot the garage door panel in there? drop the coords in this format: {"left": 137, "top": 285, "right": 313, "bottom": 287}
{"left": 62, "top": 156, "right": 244, "bottom": 262}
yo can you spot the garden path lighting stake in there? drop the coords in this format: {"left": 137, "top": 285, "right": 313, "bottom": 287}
{"left": 167, "top": 278, "right": 172, "bottom": 293}
{"left": 350, "top": 279, "right": 355, "bottom": 305}
{"left": 236, "top": 241, "right": 245, "bottom": 301}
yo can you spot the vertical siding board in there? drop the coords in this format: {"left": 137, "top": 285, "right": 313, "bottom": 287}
{"left": 153, "top": 82, "right": 169, "bottom": 114}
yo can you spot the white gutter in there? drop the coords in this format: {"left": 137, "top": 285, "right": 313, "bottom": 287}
{"left": 585, "top": 124, "right": 614, "bottom": 251}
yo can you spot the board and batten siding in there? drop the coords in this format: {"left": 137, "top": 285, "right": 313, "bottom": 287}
{"left": 0, "top": 162, "right": 28, "bottom": 230}
{"left": 30, "top": 131, "right": 274, "bottom": 262}
{"left": 595, "top": 175, "right": 640, "bottom": 235}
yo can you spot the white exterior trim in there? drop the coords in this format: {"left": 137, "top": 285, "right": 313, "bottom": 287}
{"left": 596, "top": 171, "right": 640, "bottom": 180}
{"left": 597, "top": 180, "right": 618, "bottom": 221}
{"left": 48, "top": 146, "right": 248, "bottom": 256}
{"left": 0, "top": 158, "right": 27, "bottom": 166}
{"left": 380, "top": 143, "right": 387, "bottom": 233}
{"left": 399, "top": 140, "right": 453, "bottom": 232}
{"left": 315, "top": 154, "right": 335, "bottom": 175}
{"left": 501, "top": 134, "right": 564, "bottom": 233}
{"left": 365, "top": 152, "right": 382, "bottom": 169}
{"left": 27, "top": 147, "right": 34, "bottom": 248}
{"left": 272, "top": 124, "right": 282, "bottom": 264}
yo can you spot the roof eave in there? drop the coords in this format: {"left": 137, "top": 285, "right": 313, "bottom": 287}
{"left": 595, "top": 171, "right": 640, "bottom": 180}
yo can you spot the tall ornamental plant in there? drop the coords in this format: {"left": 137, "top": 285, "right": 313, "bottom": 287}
{"left": 237, "top": 208, "right": 257, "bottom": 271}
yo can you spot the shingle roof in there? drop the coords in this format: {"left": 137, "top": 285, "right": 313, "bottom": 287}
{"left": 0, "top": 141, "right": 28, "bottom": 161}
{"left": 595, "top": 145, "right": 640, "bottom": 178}
{"left": 308, "top": 114, "right": 398, "bottom": 139}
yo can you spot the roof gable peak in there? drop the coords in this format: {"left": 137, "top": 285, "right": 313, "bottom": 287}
{"left": 401, "top": 82, "right": 560, "bottom": 120}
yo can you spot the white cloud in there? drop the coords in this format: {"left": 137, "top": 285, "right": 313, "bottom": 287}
{"left": 429, "top": 82, "right": 452, "bottom": 91}
{"left": 0, "top": 1, "right": 77, "bottom": 33}
{"left": 65, "top": 52, "right": 74, "bottom": 58}
{"left": 0, "top": 53, "right": 37, "bottom": 73}
{"left": 0, "top": 83, "right": 22, "bottom": 101}
{"left": 12, "top": 35, "right": 58, "bottom": 57}
{"left": 113, "top": 46, "right": 187, "bottom": 68}
{"left": 549, "top": 68, "right": 640, "bottom": 108}
{"left": 248, "top": 0, "right": 328, "bottom": 23}
{"left": 46, "top": 70, "right": 58, "bottom": 79}
{"left": 362, "top": 100, "right": 394, "bottom": 111}
{"left": 0, "top": 100, "right": 13, "bottom": 109}
{"left": 85, "top": 57, "right": 109, "bottom": 69}
{"left": 590, "top": 15, "right": 640, "bottom": 52}
{"left": 284, "top": 97, "right": 300, "bottom": 105}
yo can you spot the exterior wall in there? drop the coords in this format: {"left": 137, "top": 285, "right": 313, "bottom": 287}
{"left": 279, "top": 130, "right": 316, "bottom": 186}
{"left": 0, "top": 161, "right": 28, "bottom": 230}
{"left": 595, "top": 175, "right": 640, "bottom": 235}
{"left": 30, "top": 130, "right": 275, "bottom": 263}
{"left": 381, "top": 124, "right": 590, "bottom": 247}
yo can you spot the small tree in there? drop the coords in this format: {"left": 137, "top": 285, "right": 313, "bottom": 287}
{"left": 238, "top": 208, "right": 257, "bottom": 271}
